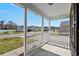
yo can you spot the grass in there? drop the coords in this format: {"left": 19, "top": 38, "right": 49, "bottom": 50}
{"left": 12, "top": 31, "right": 23, "bottom": 34}
{"left": 0, "top": 37, "right": 37, "bottom": 54}
{"left": 0, "top": 37, "right": 23, "bottom": 54}
{"left": 51, "top": 32, "right": 69, "bottom": 36}
{"left": 51, "top": 32, "right": 60, "bottom": 36}
{"left": 0, "top": 31, "right": 23, "bottom": 35}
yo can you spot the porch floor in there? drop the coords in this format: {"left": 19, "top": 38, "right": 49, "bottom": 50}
{"left": 29, "top": 44, "right": 71, "bottom": 56}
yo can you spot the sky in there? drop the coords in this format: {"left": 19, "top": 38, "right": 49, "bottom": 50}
{"left": 0, "top": 3, "right": 69, "bottom": 27}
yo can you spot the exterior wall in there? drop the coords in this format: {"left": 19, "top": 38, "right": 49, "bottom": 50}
{"left": 17, "top": 26, "right": 24, "bottom": 32}
{"left": 60, "top": 21, "right": 70, "bottom": 33}
{"left": 60, "top": 25, "right": 70, "bottom": 33}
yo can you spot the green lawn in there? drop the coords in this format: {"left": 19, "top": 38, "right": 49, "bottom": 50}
{"left": 0, "top": 37, "right": 37, "bottom": 54}
{"left": 0, "top": 31, "right": 23, "bottom": 35}
{"left": 0, "top": 37, "right": 23, "bottom": 54}
{"left": 51, "top": 32, "right": 60, "bottom": 36}
{"left": 12, "top": 31, "right": 23, "bottom": 34}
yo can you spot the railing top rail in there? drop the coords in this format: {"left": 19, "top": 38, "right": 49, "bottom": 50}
{"left": 26, "top": 33, "right": 41, "bottom": 38}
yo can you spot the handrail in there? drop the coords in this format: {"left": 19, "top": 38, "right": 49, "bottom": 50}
{"left": 26, "top": 32, "right": 42, "bottom": 37}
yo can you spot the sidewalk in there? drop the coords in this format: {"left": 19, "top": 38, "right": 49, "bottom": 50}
{"left": 0, "top": 47, "right": 23, "bottom": 56}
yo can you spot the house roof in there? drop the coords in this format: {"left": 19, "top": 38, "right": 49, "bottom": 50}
{"left": 60, "top": 21, "right": 70, "bottom": 27}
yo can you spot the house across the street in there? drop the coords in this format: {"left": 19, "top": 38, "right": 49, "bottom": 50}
{"left": 60, "top": 21, "right": 70, "bottom": 33}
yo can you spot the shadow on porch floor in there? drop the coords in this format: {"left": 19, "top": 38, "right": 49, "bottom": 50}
{"left": 29, "top": 44, "right": 71, "bottom": 56}
{"left": 30, "top": 48, "right": 60, "bottom": 56}
{"left": 20, "top": 44, "right": 71, "bottom": 56}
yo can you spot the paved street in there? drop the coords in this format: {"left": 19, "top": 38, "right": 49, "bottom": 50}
{"left": 0, "top": 34, "right": 23, "bottom": 39}
{"left": 0, "top": 32, "right": 41, "bottom": 39}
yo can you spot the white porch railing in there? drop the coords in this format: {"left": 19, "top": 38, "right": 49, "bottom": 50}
{"left": 25, "top": 32, "right": 70, "bottom": 55}
{"left": 48, "top": 33, "right": 70, "bottom": 50}
{"left": 26, "top": 32, "right": 50, "bottom": 55}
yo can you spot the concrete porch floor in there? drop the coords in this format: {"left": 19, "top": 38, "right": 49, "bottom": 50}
{"left": 29, "top": 44, "right": 71, "bottom": 56}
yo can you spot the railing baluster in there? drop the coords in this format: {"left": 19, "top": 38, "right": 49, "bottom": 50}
{"left": 29, "top": 37, "right": 31, "bottom": 51}
{"left": 49, "top": 32, "right": 70, "bottom": 50}
{"left": 30, "top": 37, "right": 32, "bottom": 50}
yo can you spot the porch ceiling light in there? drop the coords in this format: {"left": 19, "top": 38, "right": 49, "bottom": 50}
{"left": 48, "top": 3, "right": 54, "bottom": 5}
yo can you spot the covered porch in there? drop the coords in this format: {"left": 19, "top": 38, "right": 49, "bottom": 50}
{"left": 17, "top": 3, "right": 71, "bottom": 56}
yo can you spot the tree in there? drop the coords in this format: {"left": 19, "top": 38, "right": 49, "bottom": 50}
{"left": 0, "top": 20, "right": 5, "bottom": 29}
{"left": 6, "top": 21, "right": 17, "bottom": 31}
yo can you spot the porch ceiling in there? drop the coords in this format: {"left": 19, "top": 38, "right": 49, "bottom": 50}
{"left": 19, "top": 3, "right": 71, "bottom": 20}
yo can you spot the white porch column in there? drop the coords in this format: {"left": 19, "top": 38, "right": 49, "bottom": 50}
{"left": 42, "top": 16, "right": 44, "bottom": 44}
{"left": 49, "top": 19, "right": 51, "bottom": 32}
{"left": 48, "top": 19, "right": 51, "bottom": 42}
{"left": 24, "top": 7, "right": 28, "bottom": 56}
